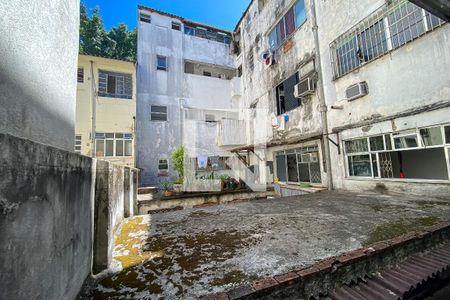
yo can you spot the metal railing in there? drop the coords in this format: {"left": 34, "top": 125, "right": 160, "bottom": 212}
{"left": 330, "top": 0, "right": 446, "bottom": 79}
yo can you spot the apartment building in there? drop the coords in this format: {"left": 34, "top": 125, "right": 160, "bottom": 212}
{"left": 318, "top": 0, "right": 449, "bottom": 196}
{"left": 76, "top": 54, "right": 136, "bottom": 167}
{"left": 232, "top": 0, "right": 449, "bottom": 195}
{"left": 232, "top": 0, "right": 329, "bottom": 187}
{"left": 136, "top": 6, "right": 238, "bottom": 186}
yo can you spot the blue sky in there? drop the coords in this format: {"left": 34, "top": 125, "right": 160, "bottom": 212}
{"left": 83, "top": 0, "right": 250, "bottom": 31}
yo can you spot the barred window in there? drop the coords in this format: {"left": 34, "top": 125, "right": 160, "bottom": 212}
{"left": 98, "top": 70, "right": 133, "bottom": 99}
{"left": 331, "top": 0, "right": 446, "bottom": 79}
{"left": 77, "top": 68, "right": 84, "bottom": 83}
{"left": 139, "top": 13, "right": 151, "bottom": 23}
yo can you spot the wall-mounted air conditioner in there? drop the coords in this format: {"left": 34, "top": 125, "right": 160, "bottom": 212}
{"left": 294, "top": 77, "right": 315, "bottom": 98}
{"left": 346, "top": 82, "right": 369, "bottom": 101}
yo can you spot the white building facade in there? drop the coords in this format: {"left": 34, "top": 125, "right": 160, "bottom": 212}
{"left": 136, "top": 6, "right": 238, "bottom": 186}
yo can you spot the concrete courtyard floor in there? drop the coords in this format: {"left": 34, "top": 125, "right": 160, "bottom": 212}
{"left": 91, "top": 190, "right": 450, "bottom": 299}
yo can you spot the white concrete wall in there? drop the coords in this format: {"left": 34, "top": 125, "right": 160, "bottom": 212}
{"left": 137, "top": 9, "right": 235, "bottom": 185}
{"left": 0, "top": 0, "right": 79, "bottom": 151}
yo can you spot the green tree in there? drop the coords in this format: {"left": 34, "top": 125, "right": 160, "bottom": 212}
{"left": 79, "top": 2, "right": 136, "bottom": 61}
{"left": 171, "top": 146, "right": 186, "bottom": 180}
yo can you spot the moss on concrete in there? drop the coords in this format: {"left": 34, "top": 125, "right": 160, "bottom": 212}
{"left": 363, "top": 216, "right": 441, "bottom": 246}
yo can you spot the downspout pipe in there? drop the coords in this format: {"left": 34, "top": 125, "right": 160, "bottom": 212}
{"left": 311, "top": 0, "right": 333, "bottom": 190}
{"left": 90, "top": 60, "right": 97, "bottom": 157}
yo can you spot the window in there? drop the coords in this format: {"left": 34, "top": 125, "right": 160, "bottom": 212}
{"left": 276, "top": 72, "right": 300, "bottom": 115}
{"left": 445, "top": 126, "right": 450, "bottom": 144}
{"left": 95, "top": 132, "right": 133, "bottom": 157}
{"left": 237, "top": 65, "right": 242, "bottom": 77}
{"left": 348, "top": 155, "right": 372, "bottom": 177}
{"left": 157, "top": 55, "right": 167, "bottom": 71}
{"left": 184, "top": 25, "right": 195, "bottom": 36}
{"left": 393, "top": 134, "right": 419, "bottom": 149}
{"left": 139, "top": 13, "right": 151, "bottom": 23}
{"left": 183, "top": 24, "right": 231, "bottom": 44}
{"left": 75, "top": 135, "right": 82, "bottom": 153}
{"left": 77, "top": 68, "right": 84, "bottom": 83}
{"left": 203, "top": 71, "right": 212, "bottom": 77}
{"left": 172, "top": 22, "right": 181, "bottom": 31}
{"left": 98, "top": 71, "right": 133, "bottom": 99}
{"left": 268, "top": 0, "right": 306, "bottom": 49}
{"left": 345, "top": 125, "right": 450, "bottom": 180}
{"left": 151, "top": 105, "right": 167, "bottom": 121}
{"left": 275, "top": 146, "right": 322, "bottom": 184}
{"left": 420, "top": 127, "right": 443, "bottom": 146}
{"left": 331, "top": 1, "right": 445, "bottom": 79}
{"left": 158, "top": 159, "right": 169, "bottom": 176}
{"left": 369, "top": 136, "right": 385, "bottom": 151}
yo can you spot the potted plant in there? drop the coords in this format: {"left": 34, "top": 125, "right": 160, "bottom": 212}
{"left": 160, "top": 181, "right": 173, "bottom": 197}
{"left": 173, "top": 177, "right": 183, "bottom": 194}
{"left": 219, "top": 174, "right": 229, "bottom": 191}
{"left": 171, "top": 146, "right": 185, "bottom": 193}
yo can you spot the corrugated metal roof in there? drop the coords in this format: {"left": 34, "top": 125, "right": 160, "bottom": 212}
{"left": 329, "top": 242, "right": 450, "bottom": 300}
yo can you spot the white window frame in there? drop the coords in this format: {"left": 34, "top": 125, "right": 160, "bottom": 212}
{"left": 95, "top": 132, "right": 133, "bottom": 158}
{"left": 344, "top": 124, "right": 450, "bottom": 180}
{"left": 75, "top": 135, "right": 82, "bottom": 153}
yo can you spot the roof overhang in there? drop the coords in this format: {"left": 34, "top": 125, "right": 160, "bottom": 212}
{"left": 409, "top": 0, "right": 450, "bottom": 21}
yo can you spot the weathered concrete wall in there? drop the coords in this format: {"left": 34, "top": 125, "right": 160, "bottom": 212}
{"left": 93, "top": 160, "right": 139, "bottom": 273}
{"left": 236, "top": 0, "right": 323, "bottom": 145}
{"left": 137, "top": 10, "right": 235, "bottom": 186}
{"left": 0, "top": 0, "right": 79, "bottom": 151}
{"left": 0, "top": 134, "right": 140, "bottom": 298}
{"left": 138, "top": 190, "right": 275, "bottom": 215}
{"left": 0, "top": 134, "right": 93, "bottom": 300}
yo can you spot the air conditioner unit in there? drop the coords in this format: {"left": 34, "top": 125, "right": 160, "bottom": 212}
{"left": 346, "top": 82, "right": 369, "bottom": 101}
{"left": 294, "top": 77, "right": 315, "bottom": 98}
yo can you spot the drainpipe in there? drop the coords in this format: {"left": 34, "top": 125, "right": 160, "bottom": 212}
{"left": 311, "top": 0, "right": 333, "bottom": 190}
{"left": 90, "top": 60, "right": 97, "bottom": 157}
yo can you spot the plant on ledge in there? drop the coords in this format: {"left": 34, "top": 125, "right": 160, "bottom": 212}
{"left": 160, "top": 180, "right": 173, "bottom": 197}
{"left": 171, "top": 146, "right": 185, "bottom": 193}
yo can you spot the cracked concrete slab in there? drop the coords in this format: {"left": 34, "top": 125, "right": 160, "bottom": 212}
{"left": 89, "top": 191, "right": 450, "bottom": 299}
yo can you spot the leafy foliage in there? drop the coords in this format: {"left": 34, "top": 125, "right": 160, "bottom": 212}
{"left": 79, "top": 2, "right": 136, "bottom": 62}
{"left": 171, "top": 146, "right": 186, "bottom": 180}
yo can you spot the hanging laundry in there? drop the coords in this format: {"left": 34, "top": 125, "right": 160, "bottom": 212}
{"left": 197, "top": 156, "right": 208, "bottom": 169}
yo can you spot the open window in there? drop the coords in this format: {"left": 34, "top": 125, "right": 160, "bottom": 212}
{"left": 276, "top": 72, "right": 300, "bottom": 115}
{"left": 345, "top": 126, "right": 450, "bottom": 180}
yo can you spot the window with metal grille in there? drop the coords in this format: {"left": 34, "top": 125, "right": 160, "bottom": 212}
{"left": 331, "top": 0, "right": 446, "bottom": 79}
{"left": 95, "top": 132, "right": 133, "bottom": 157}
{"left": 151, "top": 105, "right": 167, "bottom": 121}
{"left": 157, "top": 55, "right": 167, "bottom": 71}
{"left": 98, "top": 71, "right": 132, "bottom": 99}
{"left": 75, "top": 135, "right": 82, "bottom": 153}
{"left": 77, "top": 68, "right": 84, "bottom": 83}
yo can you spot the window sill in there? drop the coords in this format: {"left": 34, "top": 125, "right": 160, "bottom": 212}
{"left": 345, "top": 177, "right": 450, "bottom": 184}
